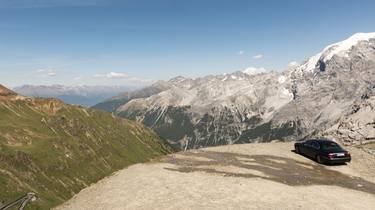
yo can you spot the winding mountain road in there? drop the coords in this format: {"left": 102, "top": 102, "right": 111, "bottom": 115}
{"left": 55, "top": 143, "right": 375, "bottom": 210}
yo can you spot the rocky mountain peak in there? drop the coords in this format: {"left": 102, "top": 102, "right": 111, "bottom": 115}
{"left": 293, "top": 32, "right": 375, "bottom": 75}
{"left": 321, "top": 32, "right": 375, "bottom": 60}
{"left": 169, "top": 76, "right": 188, "bottom": 83}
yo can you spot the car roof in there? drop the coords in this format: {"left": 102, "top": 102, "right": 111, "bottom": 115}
{"left": 309, "top": 139, "right": 336, "bottom": 143}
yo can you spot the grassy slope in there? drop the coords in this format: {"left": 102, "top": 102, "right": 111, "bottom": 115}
{"left": 0, "top": 98, "right": 172, "bottom": 209}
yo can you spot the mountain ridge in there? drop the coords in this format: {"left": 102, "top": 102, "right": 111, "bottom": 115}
{"left": 0, "top": 85, "right": 173, "bottom": 209}
{"left": 94, "top": 32, "right": 375, "bottom": 150}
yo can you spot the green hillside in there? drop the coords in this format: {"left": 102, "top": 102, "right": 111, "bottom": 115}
{"left": 0, "top": 85, "right": 173, "bottom": 209}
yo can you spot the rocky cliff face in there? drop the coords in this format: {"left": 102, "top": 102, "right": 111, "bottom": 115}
{"left": 278, "top": 33, "right": 375, "bottom": 145}
{"left": 0, "top": 86, "right": 173, "bottom": 209}
{"left": 95, "top": 32, "right": 375, "bottom": 150}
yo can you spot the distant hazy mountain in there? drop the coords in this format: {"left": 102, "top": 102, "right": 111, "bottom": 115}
{"left": 94, "top": 32, "right": 375, "bottom": 150}
{"left": 92, "top": 81, "right": 172, "bottom": 112}
{"left": 0, "top": 84, "right": 172, "bottom": 209}
{"left": 13, "top": 85, "right": 133, "bottom": 107}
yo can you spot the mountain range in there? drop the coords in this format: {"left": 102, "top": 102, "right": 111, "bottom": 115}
{"left": 93, "top": 32, "right": 375, "bottom": 150}
{"left": 0, "top": 84, "right": 172, "bottom": 209}
{"left": 13, "top": 85, "right": 133, "bottom": 107}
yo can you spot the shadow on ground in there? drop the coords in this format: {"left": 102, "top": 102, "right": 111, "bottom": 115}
{"left": 164, "top": 150, "right": 375, "bottom": 195}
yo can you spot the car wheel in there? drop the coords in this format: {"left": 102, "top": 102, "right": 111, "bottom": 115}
{"left": 316, "top": 155, "right": 322, "bottom": 164}
{"left": 295, "top": 146, "right": 300, "bottom": 154}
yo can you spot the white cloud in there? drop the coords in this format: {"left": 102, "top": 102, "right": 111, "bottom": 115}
{"left": 36, "top": 69, "right": 57, "bottom": 77}
{"left": 73, "top": 76, "right": 82, "bottom": 81}
{"left": 93, "top": 72, "right": 128, "bottom": 79}
{"left": 242, "top": 67, "right": 267, "bottom": 75}
{"left": 288, "top": 61, "right": 299, "bottom": 67}
{"left": 252, "top": 54, "right": 263, "bottom": 59}
{"left": 107, "top": 72, "right": 128, "bottom": 78}
{"left": 237, "top": 50, "right": 244, "bottom": 55}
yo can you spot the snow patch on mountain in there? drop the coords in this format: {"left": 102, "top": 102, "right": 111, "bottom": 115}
{"left": 322, "top": 32, "right": 375, "bottom": 61}
{"left": 243, "top": 67, "right": 267, "bottom": 75}
{"left": 295, "top": 32, "right": 375, "bottom": 74}
{"left": 278, "top": 75, "right": 286, "bottom": 84}
{"left": 295, "top": 52, "right": 323, "bottom": 74}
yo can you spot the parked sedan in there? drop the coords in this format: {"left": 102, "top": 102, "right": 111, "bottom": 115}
{"left": 294, "top": 139, "right": 351, "bottom": 164}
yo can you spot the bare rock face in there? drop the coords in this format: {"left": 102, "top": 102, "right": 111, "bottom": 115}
{"left": 322, "top": 88, "right": 375, "bottom": 145}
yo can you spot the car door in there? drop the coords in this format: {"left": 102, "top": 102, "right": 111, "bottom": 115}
{"left": 310, "top": 141, "right": 320, "bottom": 158}
{"left": 304, "top": 141, "right": 313, "bottom": 157}
{"left": 301, "top": 140, "right": 312, "bottom": 156}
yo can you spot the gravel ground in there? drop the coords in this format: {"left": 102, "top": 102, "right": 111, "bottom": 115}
{"left": 55, "top": 142, "right": 375, "bottom": 210}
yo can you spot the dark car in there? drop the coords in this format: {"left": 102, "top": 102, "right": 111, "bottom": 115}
{"left": 294, "top": 139, "right": 351, "bottom": 164}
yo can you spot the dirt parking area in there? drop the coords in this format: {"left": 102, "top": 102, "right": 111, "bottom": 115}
{"left": 55, "top": 142, "right": 375, "bottom": 210}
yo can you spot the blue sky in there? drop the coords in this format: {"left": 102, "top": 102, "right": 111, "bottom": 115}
{"left": 1, "top": 0, "right": 375, "bottom": 87}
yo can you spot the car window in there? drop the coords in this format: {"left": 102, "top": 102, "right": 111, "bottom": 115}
{"left": 321, "top": 142, "right": 341, "bottom": 150}
{"left": 311, "top": 141, "right": 320, "bottom": 150}
{"left": 304, "top": 140, "right": 313, "bottom": 147}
